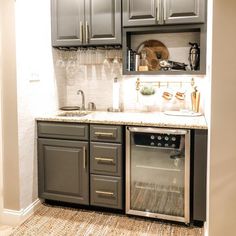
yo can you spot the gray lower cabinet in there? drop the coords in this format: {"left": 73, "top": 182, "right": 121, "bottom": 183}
{"left": 38, "top": 122, "right": 124, "bottom": 210}
{"left": 90, "top": 125, "right": 122, "bottom": 143}
{"left": 38, "top": 122, "right": 88, "bottom": 140}
{"left": 122, "top": 0, "right": 205, "bottom": 27}
{"left": 51, "top": 0, "right": 121, "bottom": 46}
{"left": 193, "top": 129, "right": 207, "bottom": 222}
{"left": 90, "top": 175, "right": 122, "bottom": 209}
{"left": 90, "top": 124, "right": 124, "bottom": 210}
{"left": 38, "top": 138, "right": 89, "bottom": 205}
{"left": 90, "top": 142, "right": 122, "bottom": 176}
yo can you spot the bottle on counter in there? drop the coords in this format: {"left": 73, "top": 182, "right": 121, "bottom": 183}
{"left": 191, "top": 86, "right": 200, "bottom": 113}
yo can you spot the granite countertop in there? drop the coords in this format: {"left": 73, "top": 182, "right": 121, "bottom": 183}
{"left": 36, "top": 111, "right": 208, "bottom": 130}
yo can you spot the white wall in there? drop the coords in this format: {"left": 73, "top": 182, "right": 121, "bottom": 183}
{"left": 208, "top": 0, "right": 236, "bottom": 235}
{"left": 15, "top": 0, "right": 58, "bottom": 209}
{"left": 0, "top": 0, "right": 57, "bottom": 225}
{"left": 0, "top": 0, "right": 21, "bottom": 212}
{"left": 0, "top": 0, "right": 3, "bottom": 213}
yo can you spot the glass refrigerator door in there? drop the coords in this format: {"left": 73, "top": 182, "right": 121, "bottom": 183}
{"left": 126, "top": 127, "right": 190, "bottom": 223}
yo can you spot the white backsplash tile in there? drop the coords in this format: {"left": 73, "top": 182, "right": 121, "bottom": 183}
{"left": 53, "top": 47, "right": 206, "bottom": 114}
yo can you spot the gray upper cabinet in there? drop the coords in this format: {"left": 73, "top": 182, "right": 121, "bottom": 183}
{"left": 122, "top": 0, "right": 157, "bottom": 27}
{"left": 164, "top": 0, "right": 205, "bottom": 24}
{"left": 122, "top": 0, "right": 205, "bottom": 27}
{"left": 51, "top": 0, "right": 84, "bottom": 46}
{"left": 51, "top": 0, "right": 121, "bottom": 46}
{"left": 38, "top": 138, "right": 89, "bottom": 205}
{"left": 85, "top": 0, "right": 121, "bottom": 45}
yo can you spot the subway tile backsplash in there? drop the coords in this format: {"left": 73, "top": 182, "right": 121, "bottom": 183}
{"left": 53, "top": 44, "right": 206, "bottom": 113}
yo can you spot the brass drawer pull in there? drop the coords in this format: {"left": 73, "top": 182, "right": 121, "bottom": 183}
{"left": 94, "top": 132, "right": 114, "bottom": 138}
{"left": 83, "top": 146, "right": 87, "bottom": 169}
{"left": 95, "top": 190, "right": 114, "bottom": 196}
{"left": 163, "top": 0, "right": 167, "bottom": 21}
{"left": 80, "top": 21, "right": 83, "bottom": 44}
{"left": 95, "top": 157, "right": 114, "bottom": 163}
{"left": 85, "top": 21, "right": 89, "bottom": 44}
{"left": 156, "top": 0, "right": 160, "bottom": 22}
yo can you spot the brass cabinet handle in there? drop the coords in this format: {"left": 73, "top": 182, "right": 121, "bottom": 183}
{"left": 80, "top": 21, "right": 84, "bottom": 44}
{"left": 156, "top": 0, "right": 160, "bottom": 22}
{"left": 94, "top": 132, "right": 114, "bottom": 137}
{"left": 85, "top": 21, "right": 89, "bottom": 44}
{"left": 95, "top": 191, "right": 114, "bottom": 196}
{"left": 83, "top": 146, "right": 86, "bottom": 169}
{"left": 95, "top": 157, "right": 114, "bottom": 163}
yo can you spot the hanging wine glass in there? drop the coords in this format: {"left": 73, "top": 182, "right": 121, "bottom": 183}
{"left": 103, "top": 48, "right": 111, "bottom": 70}
{"left": 56, "top": 49, "right": 65, "bottom": 67}
{"left": 112, "top": 49, "right": 121, "bottom": 76}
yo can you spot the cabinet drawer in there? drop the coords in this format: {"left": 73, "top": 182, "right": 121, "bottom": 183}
{"left": 90, "top": 125, "right": 122, "bottom": 143}
{"left": 90, "top": 175, "right": 123, "bottom": 210}
{"left": 90, "top": 142, "right": 122, "bottom": 176}
{"left": 38, "top": 122, "right": 88, "bottom": 140}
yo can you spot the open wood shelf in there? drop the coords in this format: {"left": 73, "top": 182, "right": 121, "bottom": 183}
{"left": 122, "top": 24, "right": 207, "bottom": 76}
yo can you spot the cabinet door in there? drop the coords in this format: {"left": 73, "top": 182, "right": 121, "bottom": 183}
{"left": 193, "top": 130, "right": 207, "bottom": 222}
{"left": 51, "top": 0, "right": 84, "bottom": 46}
{"left": 38, "top": 138, "right": 89, "bottom": 205}
{"left": 164, "top": 0, "right": 205, "bottom": 24}
{"left": 123, "top": 0, "right": 158, "bottom": 27}
{"left": 85, "top": 0, "right": 121, "bottom": 45}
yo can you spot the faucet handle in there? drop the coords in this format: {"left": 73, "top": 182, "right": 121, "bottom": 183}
{"left": 88, "top": 102, "right": 96, "bottom": 111}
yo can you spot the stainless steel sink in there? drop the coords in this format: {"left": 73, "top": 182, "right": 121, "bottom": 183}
{"left": 57, "top": 111, "right": 91, "bottom": 117}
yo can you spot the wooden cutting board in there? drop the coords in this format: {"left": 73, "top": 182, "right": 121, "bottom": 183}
{"left": 137, "top": 40, "right": 169, "bottom": 71}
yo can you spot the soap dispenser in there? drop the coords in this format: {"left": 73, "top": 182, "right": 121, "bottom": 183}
{"left": 191, "top": 86, "right": 200, "bottom": 113}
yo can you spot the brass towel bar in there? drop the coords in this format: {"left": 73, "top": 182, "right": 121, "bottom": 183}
{"left": 136, "top": 78, "right": 195, "bottom": 91}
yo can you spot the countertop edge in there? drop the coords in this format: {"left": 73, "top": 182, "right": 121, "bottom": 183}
{"left": 35, "top": 116, "right": 208, "bottom": 130}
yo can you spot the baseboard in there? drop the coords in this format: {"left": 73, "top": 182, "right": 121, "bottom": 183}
{"left": 1, "top": 198, "right": 42, "bottom": 226}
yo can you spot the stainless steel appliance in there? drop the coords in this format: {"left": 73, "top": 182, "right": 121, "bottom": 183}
{"left": 126, "top": 127, "right": 190, "bottom": 223}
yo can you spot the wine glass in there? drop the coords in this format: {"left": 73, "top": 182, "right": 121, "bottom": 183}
{"left": 56, "top": 49, "right": 65, "bottom": 67}
{"left": 112, "top": 49, "right": 121, "bottom": 76}
{"left": 103, "top": 49, "right": 111, "bottom": 69}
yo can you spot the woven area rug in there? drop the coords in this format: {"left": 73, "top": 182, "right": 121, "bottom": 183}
{"left": 10, "top": 204, "right": 203, "bottom": 236}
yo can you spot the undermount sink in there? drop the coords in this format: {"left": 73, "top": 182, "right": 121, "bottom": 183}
{"left": 57, "top": 111, "right": 91, "bottom": 117}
